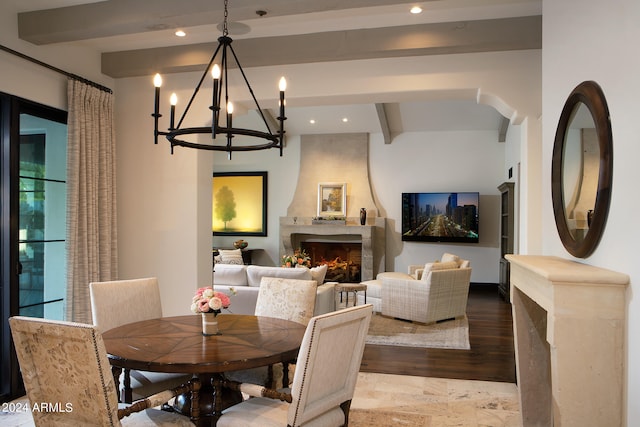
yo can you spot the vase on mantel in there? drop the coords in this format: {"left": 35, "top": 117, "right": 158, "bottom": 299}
{"left": 201, "top": 312, "right": 220, "bottom": 336}
{"left": 360, "top": 208, "right": 367, "bottom": 225}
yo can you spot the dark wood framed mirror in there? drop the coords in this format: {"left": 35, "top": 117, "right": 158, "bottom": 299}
{"left": 551, "top": 81, "right": 612, "bottom": 258}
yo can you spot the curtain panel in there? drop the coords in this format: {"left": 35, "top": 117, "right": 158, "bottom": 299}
{"left": 66, "top": 79, "right": 118, "bottom": 323}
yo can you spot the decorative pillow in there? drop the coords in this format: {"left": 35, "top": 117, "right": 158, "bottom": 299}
{"left": 310, "top": 264, "right": 328, "bottom": 284}
{"left": 421, "top": 260, "right": 459, "bottom": 281}
{"left": 218, "top": 249, "right": 244, "bottom": 265}
{"left": 440, "top": 253, "right": 460, "bottom": 264}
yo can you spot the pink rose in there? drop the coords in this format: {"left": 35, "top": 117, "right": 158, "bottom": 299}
{"left": 198, "top": 298, "right": 211, "bottom": 312}
{"left": 215, "top": 292, "right": 231, "bottom": 308}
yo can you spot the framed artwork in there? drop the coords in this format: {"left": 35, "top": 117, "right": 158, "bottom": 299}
{"left": 317, "top": 182, "right": 347, "bottom": 217}
{"left": 212, "top": 172, "right": 267, "bottom": 236}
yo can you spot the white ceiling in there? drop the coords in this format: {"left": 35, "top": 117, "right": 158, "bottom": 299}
{"left": 6, "top": 0, "right": 542, "bottom": 138}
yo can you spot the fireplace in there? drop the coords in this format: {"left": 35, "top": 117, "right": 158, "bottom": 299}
{"left": 301, "top": 241, "right": 362, "bottom": 283}
{"left": 280, "top": 133, "right": 386, "bottom": 281}
{"left": 279, "top": 218, "right": 385, "bottom": 282}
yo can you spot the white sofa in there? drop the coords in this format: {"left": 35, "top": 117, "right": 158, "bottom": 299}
{"left": 212, "top": 264, "right": 336, "bottom": 315}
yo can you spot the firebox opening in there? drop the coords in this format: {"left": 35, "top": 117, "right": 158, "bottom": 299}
{"left": 301, "top": 241, "right": 362, "bottom": 283}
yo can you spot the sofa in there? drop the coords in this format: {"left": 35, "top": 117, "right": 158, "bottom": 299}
{"left": 212, "top": 264, "right": 336, "bottom": 315}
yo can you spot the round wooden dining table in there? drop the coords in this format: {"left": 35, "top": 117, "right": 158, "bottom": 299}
{"left": 102, "top": 314, "right": 306, "bottom": 426}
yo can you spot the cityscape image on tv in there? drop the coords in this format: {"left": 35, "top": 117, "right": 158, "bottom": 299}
{"left": 402, "top": 192, "right": 479, "bottom": 243}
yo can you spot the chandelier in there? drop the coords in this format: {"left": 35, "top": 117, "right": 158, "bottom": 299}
{"left": 152, "top": 0, "right": 286, "bottom": 157}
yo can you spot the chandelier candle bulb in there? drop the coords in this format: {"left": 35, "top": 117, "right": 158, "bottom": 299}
{"left": 152, "top": 73, "right": 163, "bottom": 144}
{"left": 226, "top": 101, "right": 233, "bottom": 157}
{"left": 211, "top": 65, "right": 221, "bottom": 138}
{"left": 279, "top": 77, "right": 286, "bottom": 118}
{"left": 169, "top": 93, "right": 177, "bottom": 130}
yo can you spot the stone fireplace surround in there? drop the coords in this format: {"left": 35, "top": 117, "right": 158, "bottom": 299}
{"left": 280, "top": 133, "right": 386, "bottom": 280}
{"left": 280, "top": 218, "right": 385, "bottom": 282}
{"left": 506, "top": 255, "right": 628, "bottom": 426}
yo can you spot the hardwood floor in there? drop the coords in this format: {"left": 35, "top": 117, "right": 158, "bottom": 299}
{"left": 360, "top": 284, "right": 516, "bottom": 383}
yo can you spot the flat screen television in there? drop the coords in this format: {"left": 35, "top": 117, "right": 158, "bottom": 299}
{"left": 402, "top": 192, "right": 479, "bottom": 243}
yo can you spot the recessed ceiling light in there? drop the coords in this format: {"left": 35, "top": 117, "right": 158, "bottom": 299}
{"left": 410, "top": 6, "right": 423, "bottom": 14}
{"left": 175, "top": 30, "right": 186, "bottom": 37}
{"left": 309, "top": 119, "right": 316, "bottom": 124}
{"left": 342, "top": 118, "right": 349, "bottom": 123}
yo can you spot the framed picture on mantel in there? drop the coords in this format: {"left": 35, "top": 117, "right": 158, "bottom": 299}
{"left": 212, "top": 172, "right": 267, "bottom": 236}
{"left": 317, "top": 182, "right": 346, "bottom": 217}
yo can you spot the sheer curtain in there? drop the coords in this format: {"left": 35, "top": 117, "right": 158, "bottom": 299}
{"left": 66, "top": 79, "right": 118, "bottom": 323}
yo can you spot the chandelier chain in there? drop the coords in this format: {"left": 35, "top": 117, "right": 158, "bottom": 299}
{"left": 223, "top": 0, "right": 229, "bottom": 36}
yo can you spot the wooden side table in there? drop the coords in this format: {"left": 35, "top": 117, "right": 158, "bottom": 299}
{"left": 334, "top": 283, "right": 367, "bottom": 310}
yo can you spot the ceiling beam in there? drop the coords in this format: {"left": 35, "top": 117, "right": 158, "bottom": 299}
{"left": 375, "top": 103, "right": 392, "bottom": 144}
{"left": 17, "top": 0, "right": 421, "bottom": 45}
{"left": 100, "top": 16, "right": 541, "bottom": 78}
{"left": 498, "top": 116, "right": 510, "bottom": 142}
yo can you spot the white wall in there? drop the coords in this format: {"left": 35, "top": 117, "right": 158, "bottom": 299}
{"left": 369, "top": 130, "right": 504, "bottom": 281}
{"left": 542, "top": 0, "right": 640, "bottom": 424}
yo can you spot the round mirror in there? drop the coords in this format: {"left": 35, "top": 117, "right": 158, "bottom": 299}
{"left": 551, "top": 81, "right": 612, "bottom": 258}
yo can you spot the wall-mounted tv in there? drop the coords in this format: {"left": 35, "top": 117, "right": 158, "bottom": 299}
{"left": 402, "top": 192, "right": 479, "bottom": 243}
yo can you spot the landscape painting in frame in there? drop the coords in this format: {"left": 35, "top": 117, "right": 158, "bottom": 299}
{"left": 212, "top": 172, "right": 267, "bottom": 236}
{"left": 317, "top": 182, "right": 347, "bottom": 217}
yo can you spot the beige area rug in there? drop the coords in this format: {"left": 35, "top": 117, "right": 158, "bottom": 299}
{"left": 366, "top": 313, "right": 470, "bottom": 350}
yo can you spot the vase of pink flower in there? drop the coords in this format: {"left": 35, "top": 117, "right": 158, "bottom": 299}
{"left": 191, "top": 286, "right": 233, "bottom": 336}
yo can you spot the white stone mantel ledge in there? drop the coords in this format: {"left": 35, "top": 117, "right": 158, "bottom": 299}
{"left": 506, "top": 255, "right": 629, "bottom": 427}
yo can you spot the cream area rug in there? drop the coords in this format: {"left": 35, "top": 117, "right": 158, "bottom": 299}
{"left": 365, "top": 313, "right": 470, "bottom": 350}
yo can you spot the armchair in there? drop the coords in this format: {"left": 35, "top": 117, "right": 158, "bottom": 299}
{"left": 217, "top": 304, "right": 373, "bottom": 427}
{"left": 381, "top": 263, "right": 471, "bottom": 324}
{"left": 8, "top": 316, "right": 200, "bottom": 426}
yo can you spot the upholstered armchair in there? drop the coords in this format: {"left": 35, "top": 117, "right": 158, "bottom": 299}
{"left": 217, "top": 304, "right": 373, "bottom": 427}
{"left": 9, "top": 316, "right": 200, "bottom": 426}
{"left": 381, "top": 253, "right": 472, "bottom": 324}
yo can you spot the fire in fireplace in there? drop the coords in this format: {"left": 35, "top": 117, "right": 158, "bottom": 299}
{"left": 301, "top": 242, "right": 362, "bottom": 283}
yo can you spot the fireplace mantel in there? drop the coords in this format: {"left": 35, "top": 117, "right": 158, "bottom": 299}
{"left": 506, "top": 255, "right": 629, "bottom": 426}
{"left": 280, "top": 217, "right": 385, "bottom": 281}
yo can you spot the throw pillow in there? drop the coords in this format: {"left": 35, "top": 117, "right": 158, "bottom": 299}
{"left": 310, "top": 264, "right": 328, "bottom": 284}
{"left": 421, "top": 260, "right": 459, "bottom": 281}
{"left": 218, "top": 249, "right": 244, "bottom": 265}
{"left": 432, "top": 261, "right": 459, "bottom": 270}
{"left": 440, "top": 252, "right": 460, "bottom": 264}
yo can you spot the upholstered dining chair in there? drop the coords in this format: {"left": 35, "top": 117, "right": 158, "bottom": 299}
{"left": 9, "top": 316, "right": 200, "bottom": 426}
{"left": 226, "top": 276, "right": 317, "bottom": 388}
{"left": 90, "top": 277, "right": 191, "bottom": 402}
{"left": 217, "top": 304, "right": 373, "bottom": 427}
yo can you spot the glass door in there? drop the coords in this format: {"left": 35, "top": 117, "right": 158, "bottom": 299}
{"left": 0, "top": 95, "right": 67, "bottom": 402}
{"left": 18, "top": 114, "right": 67, "bottom": 319}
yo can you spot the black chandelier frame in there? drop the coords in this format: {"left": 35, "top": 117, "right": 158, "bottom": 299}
{"left": 152, "top": 34, "right": 286, "bottom": 157}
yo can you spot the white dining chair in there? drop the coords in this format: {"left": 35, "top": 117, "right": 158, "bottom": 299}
{"left": 225, "top": 276, "right": 317, "bottom": 388}
{"left": 90, "top": 277, "right": 191, "bottom": 402}
{"left": 218, "top": 304, "right": 373, "bottom": 427}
